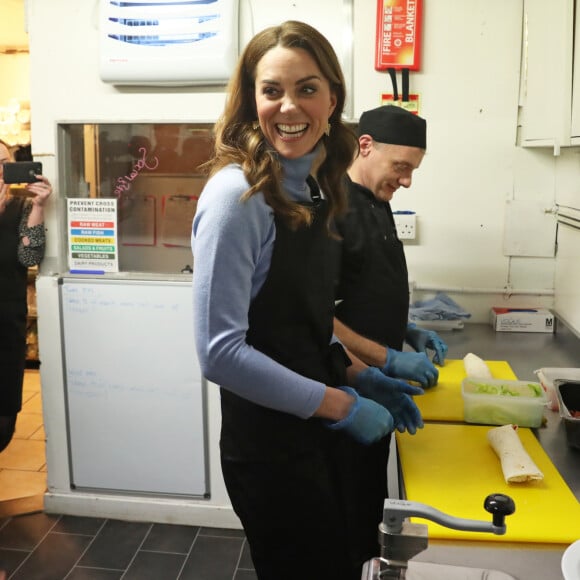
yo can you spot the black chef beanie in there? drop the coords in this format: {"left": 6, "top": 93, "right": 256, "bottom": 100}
{"left": 357, "top": 105, "right": 427, "bottom": 149}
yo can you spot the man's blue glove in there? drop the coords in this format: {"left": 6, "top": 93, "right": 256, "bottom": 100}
{"left": 382, "top": 349, "right": 438, "bottom": 388}
{"left": 406, "top": 323, "right": 448, "bottom": 365}
{"left": 325, "top": 386, "right": 394, "bottom": 445}
{"left": 355, "top": 367, "right": 424, "bottom": 434}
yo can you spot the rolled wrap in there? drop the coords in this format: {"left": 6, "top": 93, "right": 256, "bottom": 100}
{"left": 463, "top": 353, "right": 493, "bottom": 379}
{"left": 487, "top": 424, "right": 544, "bottom": 483}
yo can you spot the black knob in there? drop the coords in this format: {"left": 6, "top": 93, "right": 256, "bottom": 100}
{"left": 484, "top": 494, "right": 516, "bottom": 527}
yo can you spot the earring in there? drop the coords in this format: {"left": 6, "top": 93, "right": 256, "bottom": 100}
{"left": 252, "top": 121, "right": 260, "bottom": 130}
{"left": 325, "top": 122, "right": 331, "bottom": 137}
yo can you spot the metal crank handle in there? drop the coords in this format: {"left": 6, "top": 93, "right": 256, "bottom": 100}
{"left": 383, "top": 493, "right": 516, "bottom": 535}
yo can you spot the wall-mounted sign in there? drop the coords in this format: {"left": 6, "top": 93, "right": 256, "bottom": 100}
{"left": 67, "top": 198, "right": 119, "bottom": 274}
{"left": 380, "top": 92, "right": 420, "bottom": 114}
{"left": 375, "top": 0, "right": 422, "bottom": 71}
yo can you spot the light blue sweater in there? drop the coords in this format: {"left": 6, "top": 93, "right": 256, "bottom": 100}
{"left": 192, "top": 152, "right": 328, "bottom": 419}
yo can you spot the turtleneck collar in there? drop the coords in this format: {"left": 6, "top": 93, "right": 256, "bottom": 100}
{"left": 280, "top": 148, "right": 321, "bottom": 203}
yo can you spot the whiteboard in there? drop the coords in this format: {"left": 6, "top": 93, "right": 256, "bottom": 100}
{"left": 60, "top": 278, "right": 208, "bottom": 497}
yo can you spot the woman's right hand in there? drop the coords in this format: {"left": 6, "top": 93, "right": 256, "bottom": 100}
{"left": 324, "top": 386, "right": 394, "bottom": 445}
{"left": 355, "top": 367, "right": 424, "bottom": 434}
{"left": 26, "top": 175, "right": 52, "bottom": 207}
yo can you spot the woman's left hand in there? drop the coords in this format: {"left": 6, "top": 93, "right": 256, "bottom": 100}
{"left": 26, "top": 175, "right": 52, "bottom": 207}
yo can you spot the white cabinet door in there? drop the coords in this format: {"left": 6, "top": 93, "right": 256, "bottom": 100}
{"left": 555, "top": 212, "right": 580, "bottom": 335}
{"left": 519, "top": 0, "right": 576, "bottom": 149}
{"left": 571, "top": 1, "right": 580, "bottom": 142}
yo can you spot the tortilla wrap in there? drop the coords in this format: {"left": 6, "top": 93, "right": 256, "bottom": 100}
{"left": 487, "top": 424, "right": 544, "bottom": 483}
{"left": 464, "top": 353, "right": 493, "bottom": 379}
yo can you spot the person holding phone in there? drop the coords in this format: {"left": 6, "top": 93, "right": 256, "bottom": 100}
{"left": 0, "top": 139, "right": 52, "bottom": 453}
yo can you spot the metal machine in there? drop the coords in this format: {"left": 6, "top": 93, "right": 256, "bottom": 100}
{"left": 362, "top": 493, "right": 516, "bottom": 579}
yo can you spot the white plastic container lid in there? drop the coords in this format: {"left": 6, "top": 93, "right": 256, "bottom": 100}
{"left": 534, "top": 367, "right": 580, "bottom": 411}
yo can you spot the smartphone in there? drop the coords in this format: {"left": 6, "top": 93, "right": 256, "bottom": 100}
{"left": 2, "top": 161, "right": 43, "bottom": 184}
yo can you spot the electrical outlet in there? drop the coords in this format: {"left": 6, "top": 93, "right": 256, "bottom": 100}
{"left": 393, "top": 213, "right": 417, "bottom": 240}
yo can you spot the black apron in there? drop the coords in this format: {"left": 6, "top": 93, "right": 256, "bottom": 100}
{"left": 333, "top": 178, "right": 410, "bottom": 555}
{"left": 335, "top": 178, "right": 409, "bottom": 350}
{"left": 0, "top": 197, "right": 28, "bottom": 415}
{"left": 219, "top": 181, "right": 377, "bottom": 580}
{"left": 220, "top": 179, "right": 347, "bottom": 462}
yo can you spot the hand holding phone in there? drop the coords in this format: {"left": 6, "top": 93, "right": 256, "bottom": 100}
{"left": 2, "top": 161, "right": 43, "bottom": 184}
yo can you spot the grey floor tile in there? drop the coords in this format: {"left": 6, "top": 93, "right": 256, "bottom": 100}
{"left": 0, "top": 513, "right": 58, "bottom": 550}
{"left": 10, "top": 531, "right": 92, "bottom": 580}
{"left": 141, "top": 523, "right": 199, "bottom": 554}
{"left": 199, "top": 527, "right": 245, "bottom": 538}
{"left": 77, "top": 519, "right": 151, "bottom": 570}
{"left": 0, "top": 548, "right": 30, "bottom": 577}
{"left": 66, "top": 568, "right": 124, "bottom": 580}
{"left": 234, "top": 570, "right": 258, "bottom": 580}
{"left": 124, "top": 551, "right": 186, "bottom": 580}
{"left": 180, "top": 535, "right": 244, "bottom": 580}
{"left": 238, "top": 540, "right": 254, "bottom": 570}
{"left": 52, "top": 515, "right": 106, "bottom": 536}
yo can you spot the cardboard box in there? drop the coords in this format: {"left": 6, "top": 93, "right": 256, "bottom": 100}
{"left": 490, "top": 307, "right": 555, "bottom": 333}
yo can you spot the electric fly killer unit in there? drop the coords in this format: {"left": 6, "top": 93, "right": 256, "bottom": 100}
{"left": 99, "top": 0, "right": 239, "bottom": 86}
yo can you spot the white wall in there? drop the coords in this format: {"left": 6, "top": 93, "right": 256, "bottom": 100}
{"left": 0, "top": 0, "right": 29, "bottom": 144}
{"left": 0, "top": 54, "right": 29, "bottom": 105}
{"left": 0, "top": 0, "right": 28, "bottom": 104}
{"left": 554, "top": 148, "right": 580, "bottom": 333}
{"left": 357, "top": 0, "right": 559, "bottom": 321}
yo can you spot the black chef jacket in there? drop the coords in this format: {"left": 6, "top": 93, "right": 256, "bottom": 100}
{"left": 335, "top": 176, "right": 409, "bottom": 350}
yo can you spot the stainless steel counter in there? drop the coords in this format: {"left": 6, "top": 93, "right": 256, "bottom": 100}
{"left": 400, "top": 321, "right": 580, "bottom": 580}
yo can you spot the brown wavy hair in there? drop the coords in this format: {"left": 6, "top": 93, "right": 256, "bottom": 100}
{"left": 207, "top": 20, "right": 357, "bottom": 229}
{"left": 0, "top": 139, "right": 14, "bottom": 159}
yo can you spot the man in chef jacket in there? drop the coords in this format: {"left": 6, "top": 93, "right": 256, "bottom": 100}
{"left": 332, "top": 106, "right": 448, "bottom": 536}
{"left": 334, "top": 105, "right": 447, "bottom": 375}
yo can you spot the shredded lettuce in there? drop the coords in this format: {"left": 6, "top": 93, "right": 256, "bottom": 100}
{"left": 527, "top": 382, "right": 543, "bottom": 397}
{"left": 470, "top": 381, "right": 543, "bottom": 398}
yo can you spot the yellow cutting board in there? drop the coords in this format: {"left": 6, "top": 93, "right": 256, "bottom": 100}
{"left": 396, "top": 423, "right": 580, "bottom": 544}
{"left": 417, "top": 359, "right": 518, "bottom": 422}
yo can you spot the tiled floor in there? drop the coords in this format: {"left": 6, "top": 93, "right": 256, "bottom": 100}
{"left": 0, "top": 370, "right": 46, "bottom": 518}
{"left": 0, "top": 372, "right": 257, "bottom": 580}
{"left": 0, "top": 513, "right": 257, "bottom": 580}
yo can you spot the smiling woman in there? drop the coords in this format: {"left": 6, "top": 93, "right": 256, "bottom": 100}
{"left": 190, "top": 19, "right": 418, "bottom": 580}
{"left": 253, "top": 45, "right": 337, "bottom": 160}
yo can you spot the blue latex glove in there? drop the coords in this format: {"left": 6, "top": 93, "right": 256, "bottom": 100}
{"left": 355, "top": 367, "right": 424, "bottom": 434}
{"left": 406, "top": 323, "right": 448, "bottom": 365}
{"left": 325, "top": 386, "right": 394, "bottom": 445}
{"left": 382, "top": 348, "right": 438, "bottom": 388}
